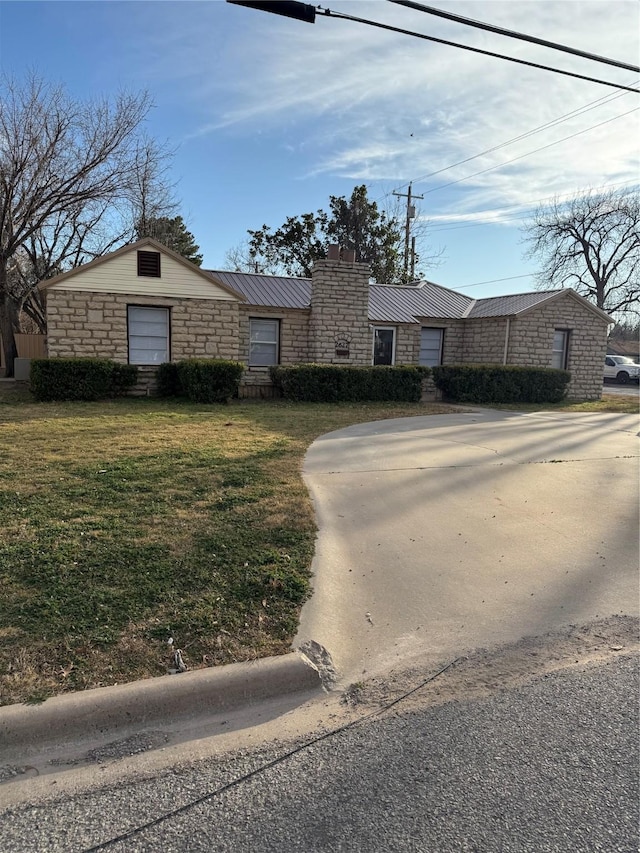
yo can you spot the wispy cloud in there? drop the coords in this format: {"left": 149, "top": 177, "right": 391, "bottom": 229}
{"left": 138, "top": 0, "right": 639, "bottom": 219}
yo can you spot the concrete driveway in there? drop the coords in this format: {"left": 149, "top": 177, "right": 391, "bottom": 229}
{"left": 295, "top": 410, "right": 639, "bottom": 683}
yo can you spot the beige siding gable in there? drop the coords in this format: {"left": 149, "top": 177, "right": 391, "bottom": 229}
{"left": 46, "top": 244, "right": 239, "bottom": 302}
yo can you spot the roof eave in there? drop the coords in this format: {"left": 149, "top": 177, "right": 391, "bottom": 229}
{"left": 514, "top": 289, "right": 613, "bottom": 323}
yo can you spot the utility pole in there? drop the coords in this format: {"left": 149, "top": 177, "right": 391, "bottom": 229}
{"left": 393, "top": 182, "right": 423, "bottom": 282}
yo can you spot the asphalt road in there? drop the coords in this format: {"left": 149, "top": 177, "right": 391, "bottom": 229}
{"left": 603, "top": 381, "right": 640, "bottom": 397}
{"left": 0, "top": 653, "right": 637, "bottom": 853}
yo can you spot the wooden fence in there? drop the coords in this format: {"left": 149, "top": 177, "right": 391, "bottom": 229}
{"left": 0, "top": 334, "right": 46, "bottom": 369}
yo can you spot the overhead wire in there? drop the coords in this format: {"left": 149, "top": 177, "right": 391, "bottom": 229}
{"left": 384, "top": 84, "right": 636, "bottom": 199}
{"left": 318, "top": 6, "right": 640, "bottom": 94}
{"left": 370, "top": 107, "right": 639, "bottom": 214}
{"left": 387, "top": 0, "right": 640, "bottom": 73}
{"left": 455, "top": 273, "right": 536, "bottom": 289}
{"left": 421, "top": 180, "right": 639, "bottom": 236}
{"left": 416, "top": 106, "right": 639, "bottom": 197}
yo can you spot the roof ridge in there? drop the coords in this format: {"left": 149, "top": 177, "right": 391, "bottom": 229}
{"left": 461, "top": 300, "right": 477, "bottom": 319}
{"left": 475, "top": 289, "right": 562, "bottom": 303}
{"left": 207, "top": 268, "right": 311, "bottom": 282}
{"left": 415, "top": 279, "right": 472, "bottom": 297}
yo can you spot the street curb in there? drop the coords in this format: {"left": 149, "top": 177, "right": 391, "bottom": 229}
{"left": 0, "top": 653, "right": 322, "bottom": 757}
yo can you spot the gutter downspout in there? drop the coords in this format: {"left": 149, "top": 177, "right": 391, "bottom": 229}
{"left": 502, "top": 317, "right": 511, "bottom": 365}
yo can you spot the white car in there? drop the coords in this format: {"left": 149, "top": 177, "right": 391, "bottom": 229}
{"left": 604, "top": 355, "right": 640, "bottom": 383}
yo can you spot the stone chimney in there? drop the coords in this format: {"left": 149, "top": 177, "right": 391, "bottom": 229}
{"left": 309, "top": 246, "right": 371, "bottom": 364}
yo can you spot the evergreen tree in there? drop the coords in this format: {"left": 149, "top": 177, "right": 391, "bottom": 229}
{"left": 137, "top": 216, "right": 203, "bottom": 266}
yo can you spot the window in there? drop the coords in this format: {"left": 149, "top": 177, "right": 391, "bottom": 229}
{"left": 128, "top": 306, "right": 169, "bottom": 364}
{"left": 249, "top": 318, "right": 279, "bottom": 366}
{"left": 420, "top": 327, "right": 444, "bottom": 366}
{"left": 551, "top": 329, "right": 570, "bottom": 369}
{"left": 137, "top": 250, "right": 161, "bottom": 277}
{"left": 373, "top": 327, "right": 395, "bottom": 365}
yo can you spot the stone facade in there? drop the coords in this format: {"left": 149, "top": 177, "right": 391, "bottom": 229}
{"left": 238, "top": 305, "right": 310, "bottom": 396}
{"left": 309, "top": 259, "right": 372, "bottom": 364}
{"left": 394, "top": 326, "right": 417, "bottom": 364}
{"left": 508, "top": 294, "right": 608, "bottom": 399}
{"left": 416, "top": 294, "right": 607, "bottom": 400}
{"left": 42, "top": 249, "right": 609, "bottom": 401}
{"left": 462, "top": 317, "right": 510, "bottom": 363}
{"left": 45, "top": 290, "right": 240, "bottom": 363}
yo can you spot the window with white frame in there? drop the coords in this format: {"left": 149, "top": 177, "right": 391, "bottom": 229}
{"left": 127, "top": 306, "right": 169, "bottom": 364}
{"left": 249, "top": 318, "right": 280, "bottom": 366}
{"left": 419, "top": 327, "right": 444, "bottom": 366}
{"left": 551, "top": 329, "right": 570, "bottom": 369}
{"left": 373, "top": 327, "right": 396, "bottom": 365}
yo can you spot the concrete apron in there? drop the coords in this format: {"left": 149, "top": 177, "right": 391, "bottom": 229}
{"left": 0, "top": 653, "right": 321, "bottom": 763}
{"left": 295, "top": 409, "right": 640, "bottom": 684}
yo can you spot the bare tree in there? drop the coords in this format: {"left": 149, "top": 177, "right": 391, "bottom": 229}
{"left": 224, "top": 239, "right": 266, "bottom": 273}
{"left": 0, "top": 74, "right": 174, "bottom": 375}
{"left": 523, "top": 187, "right": 639, "bottom": 316}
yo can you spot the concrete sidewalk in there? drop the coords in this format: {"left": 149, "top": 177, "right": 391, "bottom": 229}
{"left": 295, "top": 409, "right": 640, "bottom": 682}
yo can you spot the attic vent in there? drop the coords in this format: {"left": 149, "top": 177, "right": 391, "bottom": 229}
{"left": 137, "top": 250, "right": 161, "bottom": 277}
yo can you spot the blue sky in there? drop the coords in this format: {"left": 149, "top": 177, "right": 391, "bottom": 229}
{"left": 1, "top": 0, "right": 638, "bottom": 298}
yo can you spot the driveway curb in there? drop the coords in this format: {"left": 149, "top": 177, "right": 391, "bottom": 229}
{"left": 0, "top": 653, "right": 321, "bottom": 757}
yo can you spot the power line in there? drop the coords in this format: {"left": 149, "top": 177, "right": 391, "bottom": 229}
{"left": 455, "top": 273, "right": 535, "bottom": 289}
{"left": 425, "top": 180, "right": 639, "bottom": 233}
{"left": 388, "top": 0, "right": 640, "bottom": 74}
{"left": 379, "top": 108, "right": 637, "bottom": 215}
{"left": 385, "top": 84, "right": 635, "bottom": 199}
{"left": 419, "top": 106, "right": 639, "bottom": 197}
{"left": 318, "top": 6, "right": 640, "bottom": 95}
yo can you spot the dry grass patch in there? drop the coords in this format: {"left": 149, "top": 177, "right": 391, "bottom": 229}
{"left": 0, "top": 395, "right": 457, "bottom": 705}
{"left": 493, "top": 393, "right": 638, "bottom": 414}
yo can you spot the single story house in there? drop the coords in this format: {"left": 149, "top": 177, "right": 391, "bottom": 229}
{"left": 38, "top": 238, "right": 612, "bottom": 399}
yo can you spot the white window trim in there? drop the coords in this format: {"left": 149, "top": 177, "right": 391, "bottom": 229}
{"left": 419, "top": 326, "right": 445, "bottom": 367}
{"left": 127, "top": 305, "right": 170, "bottom": 365}
{"left": 249, "top": 317, "right": 280, "bottom": 368}
{"left": 372, "top": 326, "right": 396, "bottom": 366}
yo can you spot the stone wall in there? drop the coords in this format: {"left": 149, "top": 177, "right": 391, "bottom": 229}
{"left": 45, "top": 290, "right": 240, "bottom": 363}
{"left": 462, "top": 317, "right": 509, "bottom": 363}
{"left": 237, "top": 305, "right": 310, "bottom": 394}
{"left": 509, "top": 295, "right": 608, "bottom": 399}
{"left": 395, "top": 325, "right": 419, "bottom": 364}
{"left": 44, "top": 274, "right": 609, "bottom": 402}
{"left": 309, "top": 258, "right": 372, "bottom": 364}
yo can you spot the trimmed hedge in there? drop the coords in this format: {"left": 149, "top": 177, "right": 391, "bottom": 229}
{"left": 270, "top": 364, "right": 430, "bottom": 403}
{"left": 156, "top": 362, "right": 181, "bottom": 397}
{"left": 30, "top": 358, "right": 139, "bottom": 401}
{"left": 175, "top": 359, "right": 244, "bottom": 403}
{"left": 431, "top": 364, "right": 570, "bottom": 404}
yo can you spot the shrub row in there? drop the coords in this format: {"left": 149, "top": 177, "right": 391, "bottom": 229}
{"left": 270, "top": 364, "right": 430, "bottom": 403}
{"left": 157, "top": 359, "right": 244, "bottom": 403}
{"left": 30, "top": 358, "right": 138, "bottom": 401}
{"left": 432, "top": 364, "right": 570, "bottom": 404}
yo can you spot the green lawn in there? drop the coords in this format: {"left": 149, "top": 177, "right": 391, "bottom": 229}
{"left": 0, "top": 390, "right": 635, "bottom": 706}
{"left": 0, "top": 395, "right": 461, "bottom": 705}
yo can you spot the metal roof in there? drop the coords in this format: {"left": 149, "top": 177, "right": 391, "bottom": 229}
{"left": 207, "top": 270, "right": 311, "bottom": 309}
{"left": 369, "top": 281, "right": 472, "bottom": 322}
{"left": 206, "top": 270, "right": 575, "bottom": 324}
{"left": 467, "top": 290, "right": 563, "bottom": 318}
